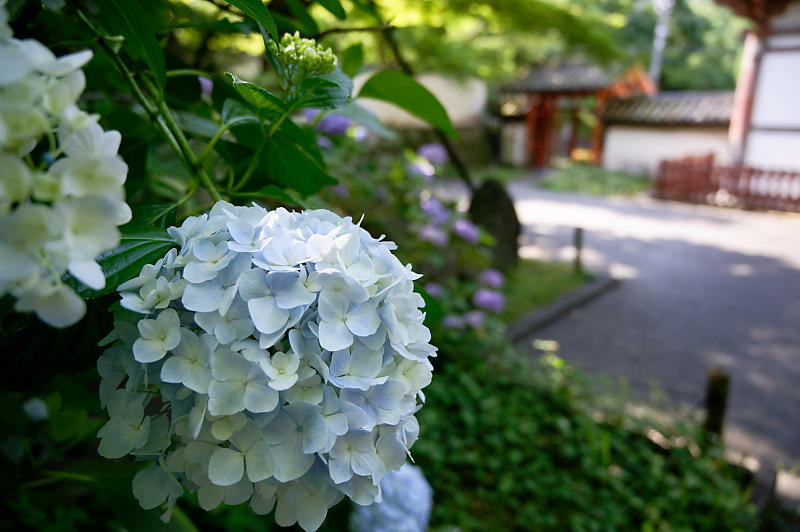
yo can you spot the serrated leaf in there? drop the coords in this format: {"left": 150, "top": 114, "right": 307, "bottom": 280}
{"left": 225, "top": 73, "right": 285, "bottom": 113}
{"left": 335, "top": 101, "right": 396, "bottom": 139}
{"left": 294, "top": 69, "right": 352, "bottom": 110}
{"left": 223, "top": 0, "right": 278, "bottom": 40}
{"left": 316, "top": 0, "right": 346, "bottom": 19}
{"left": 65, "top": 229, "right": 177, "bottom": 299}
{"left": 107, "top": 0, "right": 167, "bottom": 88}
{"left": 357, "top": 70, "right": 456, "bottom": 136}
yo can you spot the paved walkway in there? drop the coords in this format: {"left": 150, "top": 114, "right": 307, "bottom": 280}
{"left": 444, "top": 182, "right": 800, "bottom": 467}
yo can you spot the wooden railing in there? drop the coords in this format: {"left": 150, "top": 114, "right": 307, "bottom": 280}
{"left": 655, "top": 154, "right": 800, "bottom": 212}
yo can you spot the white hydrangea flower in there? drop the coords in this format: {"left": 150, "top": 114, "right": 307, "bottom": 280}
{"left": 100, "top": 203, "right": 436, "bottom": 531}
{"left": 0, "top": 4, "right": 130, "bottom": 327}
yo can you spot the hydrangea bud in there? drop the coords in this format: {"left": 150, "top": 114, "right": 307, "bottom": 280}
{"left": 0, "top": 3, "right": 130, "bottom": 327}
{"left": 97, "top": 203, "right": 436, "bottom": 531}
{"left": 268, "top": 32, "right": 337, "bottom": 88}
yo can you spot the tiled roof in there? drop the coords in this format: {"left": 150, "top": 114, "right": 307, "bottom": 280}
{"left": 604, "top": 91, "right": 734, "bottom": 126}
{"left": 505, "top": 61, "right": 621, "bottom": 93}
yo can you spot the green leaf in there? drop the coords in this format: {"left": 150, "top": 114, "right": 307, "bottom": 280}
{"left": 294, "top": 69, "right": 353, "bottom": 110}
{"left": 357, "top": 70, "right": 456, "bottom": 136}
{"left": 107, "top": 0, "right": 167, "bottom": 88}
{"left": 340, "top": 43, "right": 364, "bottom": 77}
{"left": 175, "top": 111, "right": 219, "bottom": 139}
{"left": 125, "top": 202, "right": 177, "bottom": 228}
{"left": 263, "top": 131, "right": 336, "bottom": 196}
{"left": 66, "top": 229, "right": 177, "bottom": 299}
{"left": 417, "top": 286, "right": 444, "bottom": 328}
{"left": 225, "top": 73, "right": 285, "bottom": 114}
{"left": 223, "top": 0, "right": 278, "bottom": 40}
{"left": 253, "top": 185, "right": 299, "bottom": 204}
{"left": 316, "top": 0, "right": 346, "bottom": 19}
{"left": 222, "top": 99, "right": 259, "bottom": 126}
{"left": 286, "top": 0, "right": 319, "bottom": 35}
{"left": 335, "top": 101, "right": 396, "bottom": 139}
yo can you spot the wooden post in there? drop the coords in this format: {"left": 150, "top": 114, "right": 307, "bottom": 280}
{"left": 573, "top": 227, "right": 583, "bottom": 275}
{"left": 525, "top": 94, "right": 541, "bottom": 167}
{"left": 704, "top": 368, "right": 730, "bottom": 439}
{"left": 590, "top": 93, "right": 607, "bottom": 166}
{"left": 538, "top": 95, "right": 556, "bottom": 167}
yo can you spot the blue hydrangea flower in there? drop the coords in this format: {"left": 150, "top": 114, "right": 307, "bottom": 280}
{"left": 101, "top": 203, "right": 436, "bottom": 531}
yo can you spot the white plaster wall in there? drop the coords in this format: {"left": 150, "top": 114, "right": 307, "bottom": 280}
{"left": 751, "top": 52, "right": 800, "bottom": 128}
{"left": 603, "top": 126, "right": 732, "bottom": 176}
{"left": 744, "top": 131, "right": 800, "bottom": 170}
{"left": 500, "top": 122, "right": 527, "bottom": 167}
{"left": 352, "top": 73, "right": 487, "bottom": 129}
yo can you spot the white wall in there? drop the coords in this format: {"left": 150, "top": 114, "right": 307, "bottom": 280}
{"left": 500, "top": 122, "right": 527, "bottom": 167}
{"left": 750, "top": 53, "right": 800, "bottom": 128}
{"left": 352, "top": 73, "right": 487, "bottom": 129}
{"left": 743, "top": 2, "right": 800, "bottom": 170}
{"left": 603, "top": 125, "right": 732, "bottom": 176}
{"left": 745, "top": 131, "right": 800, "bottom": 170}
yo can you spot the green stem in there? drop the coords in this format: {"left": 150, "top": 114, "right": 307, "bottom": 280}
{"left": 20, "top": 470, "right": 95, "bottom": 490}
{"left": 232, "top": 138, "right": 268, "bottom": 192}
{"left": 198, "top": 117, "right": 252, "bottom": 164}
{"left": 142, "top": 77, "right": 223, "bottom": 202}
{"left": 166, "top": 68, "right": 212, "bottom": 78}
{"left": 147, "top": 179, "right": 199, "bottom": 225}
{"left": 79, "top": 9, "right": 222, "bottom": 203}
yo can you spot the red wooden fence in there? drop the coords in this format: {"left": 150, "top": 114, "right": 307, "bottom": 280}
{"left": 655, "top": 154, "right": 800, "bottom": 212}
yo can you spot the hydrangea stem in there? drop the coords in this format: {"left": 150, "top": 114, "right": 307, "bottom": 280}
{"left": 78, "top": 9, "right": 222, "bottom": 203}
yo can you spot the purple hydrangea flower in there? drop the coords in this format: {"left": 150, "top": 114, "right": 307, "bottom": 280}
{"left": 479, "top": 269, "right": 504, "bottom": 288}
{"left": 464, "top": 310, "right": 485, "bottom": 328}
{"left": 472, "top": 289, "right": 505, "bottom": 313}
{"left": 408, "top": 160, "right": 435, "bottom": 181}
{"left": 453, "top": 219, "right": 479, "bottom": 243}
{"left": 442, "top": 315, "right": 464, "bottom": 329}
{"left": 331, "top": 184, "right": 349, "bottom": 198}
{"left": 420, "top": 198, "right": 450, "bottom": 225}
{"left": 198, "top": 76, "right": 213, "bottom": 96}
{"left": 317, "top": 114, "right": 351, "bottom": 136}
{"left": 316, "top": 136, "right": 333, "bottom": 149}
{"left": 418, "top": 143, "right": 448, "bottom": 165}
{"left": 303, "top": 109, "right": 352, "bottom": 136}
{"left": 419, "top": 225, "right": 448, "bottom": 247}
{"left": 425, "top": 282, "right": 443, "bottom": 298}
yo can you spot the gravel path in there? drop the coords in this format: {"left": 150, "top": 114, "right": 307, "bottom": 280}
{"left": 443, "top": 181, "right": 800, "bottom": 467}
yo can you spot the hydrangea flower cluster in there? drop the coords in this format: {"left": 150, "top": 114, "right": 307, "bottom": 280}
{"left": 97, "top": 202, "right": 435, "bottom": 531}
{"left": 417, "top": 196, "right": 481, "bottom": 247}
{"left": 269, "top": 32, "right": 337, "bottom": 88}
{"left": 0, "top": 4, "right": 130, "bottom": 328}
{"left": 350, "top": 463, "right": 433, "bottom": 532}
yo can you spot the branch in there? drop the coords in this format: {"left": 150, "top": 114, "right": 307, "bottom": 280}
{"left": 375, "top": 15, "right": 474, "bottom": 191}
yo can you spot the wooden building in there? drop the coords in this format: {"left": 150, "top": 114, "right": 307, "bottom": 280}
{"left": 502, "top": 61, "right": 655, "bottom": 167}
{"left": 717, "top": 0, "right": 800, "bottom": 170}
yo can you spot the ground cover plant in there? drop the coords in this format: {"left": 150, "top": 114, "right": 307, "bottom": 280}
{"left": 540, "top": 162, "right": 653, "bottom": 196}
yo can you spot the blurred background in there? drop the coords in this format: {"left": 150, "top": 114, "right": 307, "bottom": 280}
{"left": 3, "top": 0, "right": 800, "bottom": 530}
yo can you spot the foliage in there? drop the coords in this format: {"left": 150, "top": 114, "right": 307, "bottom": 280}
{"left": 540, "top": 162, "right": 653, "bottom": 196}
{"left": 413, "top": 350, "right": 759, "bottom": 531}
